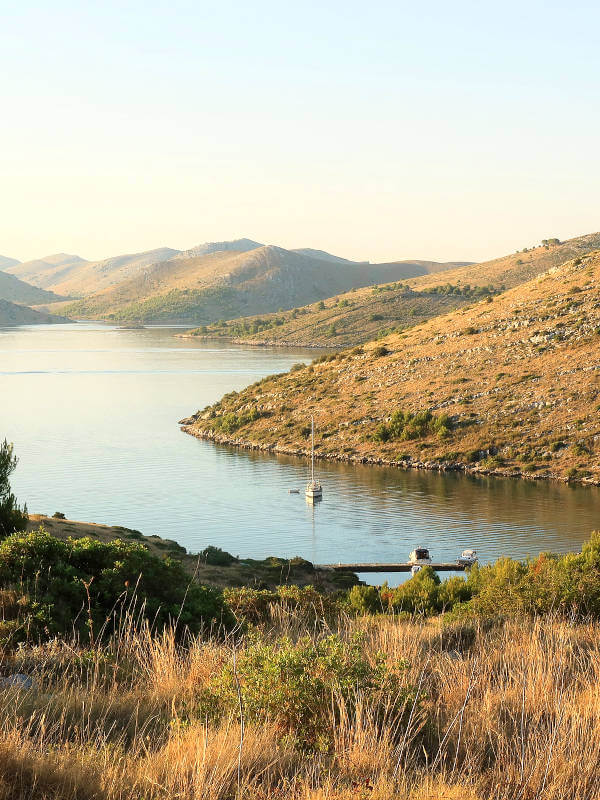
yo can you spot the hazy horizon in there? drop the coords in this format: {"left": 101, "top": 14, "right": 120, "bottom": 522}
{"left": 3, "top": 0, "right": 600, "bottom": 264}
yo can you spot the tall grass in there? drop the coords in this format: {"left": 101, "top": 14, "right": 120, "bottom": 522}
{"left": 0, "top": 611, "right": 599, "bottom": 799}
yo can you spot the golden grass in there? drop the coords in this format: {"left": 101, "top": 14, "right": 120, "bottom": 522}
{"left": 0, "top": 613, "right": 599, "bottom": 799}
{"left": 187, "top": 248, "right": 600, "bottom": 481}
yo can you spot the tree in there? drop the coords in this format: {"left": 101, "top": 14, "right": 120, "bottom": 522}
{"left": 0, "top": 440, "right": 28, "bottom": 538}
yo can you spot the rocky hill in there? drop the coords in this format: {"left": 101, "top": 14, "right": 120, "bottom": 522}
{"left": 181, "top": 281, "right": 494, "bottom": 348}
{"left": 7, "top": 253, "right": 88, "bottom": 289}
{"left": 0, "top": 299, "right": 70, "bottom": 326}
{"left": 7, "top": 249, "right": 182, "bottom": 296}
{"left": 57, "top": 245, "right": 464, "bottom": 324}
{"left": 0, "top": 255, "right": 20, "bottom": 270}
{"left": 0, "top": 269, "right": 67, "bottom": 305}
{"left": 182, "top": 248, "right": 600, "bottom": 484}
{"left": 180, "top": 233, "right": 600, "bottom": 348}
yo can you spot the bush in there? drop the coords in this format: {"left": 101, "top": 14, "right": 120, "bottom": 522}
{"left": 0, "top": 529, "right": 233, "bottom": 641}
{"left": 203, "top": 633, "right": 412, "bottom": 749}
{"left": 373, "top": 410, "right": 454, "bottom": 443}
{"left": 372, "top": 345, "right": 389, "bottom": 357}
{"left": 212, "top": 407, "right": 263, "bottom": 434}
{"left": 199, "top": 545, "right": 236, "bottom": 566}
{"left": 348, "top": 584, "right": 381, "bottom": 614}
{"left": 0, "top": 440, "right": 28, "bottom": 539}
{"left": 224, "top": 585, "right": 339, "bottom": 626}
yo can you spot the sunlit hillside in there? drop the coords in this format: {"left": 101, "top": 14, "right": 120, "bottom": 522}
{"left": 184, "top": 247, "right": 600, "bottom": 483}
{"left": 55, "top": 246, "right": 465, "bottom": 324}
{"left": 180, "top": 233, "right": 600, "bottom": 348}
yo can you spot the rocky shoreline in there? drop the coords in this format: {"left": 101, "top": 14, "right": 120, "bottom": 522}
{"left": 180, "top": 423, "right": 600, "bottom": 487}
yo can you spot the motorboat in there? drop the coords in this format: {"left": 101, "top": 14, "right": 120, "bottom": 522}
{"left": 457, "top": 549, "right": 478, "bottom": 566}
{"left": 408, "top": 547, "right": 431, "bottom": 565}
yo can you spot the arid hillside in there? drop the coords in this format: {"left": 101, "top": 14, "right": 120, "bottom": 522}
{"left": 6, "top": 253, "right": 88, "bottom": 288}
{"left": 181, "top": 281, "right": 494, "bottom": 348}
{"left": 7, "top": 248, "right": 180, "bottom": 296}
{"left": 410, "top": 231, "right": 600, "bottom": 291}
{"left": 183, "top": 248, "right": 600, "bottom": 483}
{"left": 57, "top": 245, "right": 465, "bottom": 324}
{"left": 0, "top": 270, "right": 67, "bottom": 305}
{"left": 180, "top": 232, "right": 600, "bottom": 348}
{"left": 0, "top": 299, "right": 70, "bottom": 326}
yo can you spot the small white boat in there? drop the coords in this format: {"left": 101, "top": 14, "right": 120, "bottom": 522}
{"left": 457, "top": 549, "right": 478, "bottom": 566}
{"left": 408, "top": 547, "right": 431, "bottom": 565}
{"left": 305, "top": 416, "right": 323, "bottom": 501}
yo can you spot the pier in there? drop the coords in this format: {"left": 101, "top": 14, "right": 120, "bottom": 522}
{"left": 320, "top": 562, "right": 468, "bottom": 573}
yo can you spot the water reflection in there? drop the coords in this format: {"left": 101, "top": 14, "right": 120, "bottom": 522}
{"left": 2, "top": 323, "right": 599, "bottom": 587}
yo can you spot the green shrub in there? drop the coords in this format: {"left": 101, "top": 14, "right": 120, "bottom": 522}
{"left": 213, "top": 407, "right": 263, "bottom": 434}
{"left": 373, "top": 410, "right": 454, "bottom": 443}
{"left": 348, "top": 584, "right": 381, "bottom": 614}
{"left": 0, "top": 529, "right": 232, "bottom": 641}
{"left": 0, "top": 440, "right": 28, "bottom": 539}
{"left": 203, "top": 634, "right": 412, "bottom": 750}
{"left": 199, "top": 545, "right": 236, "bottom": 566}
{"left": 224, "top": 585, "right": 339, "bottom": 626}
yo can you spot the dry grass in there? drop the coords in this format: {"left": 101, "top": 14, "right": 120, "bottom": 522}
{"left": 186, "top": 248, "right": 600, "bottom": 482}
{"left": 0, "top": 612, "right": 599, "bottom": 799}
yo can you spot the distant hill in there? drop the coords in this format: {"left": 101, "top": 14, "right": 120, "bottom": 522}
{"left": 180, "top": 233, "right": 600, "bottom": 348}
{"left": 0, "top": 270, "right": 67, "bottom": 305}
{"left": 173, "top": 238, "right": 263, "bottom": 259}
{"left": 7, "top": 253, "right": 88, "bottom": 289}
{"left": 291, "top": 248, "right": 361, "bottom": 264}
{"left": 0, "top": 299, "right": 70, "bottom": 326}
{"left": 184, "top": 246, "right": 600, "bottom": 484}
{"left": 57, "top": 245, "right": 465, "bottom": 324}
{"left": 0, "top": 256, "right": 20, "bottom": 270}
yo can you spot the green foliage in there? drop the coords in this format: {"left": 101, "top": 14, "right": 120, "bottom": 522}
{"left": 199, "top": 546, "right": 236, "bottom": 566}
{"left": 0, "top": 529, "right": 232, "bottom": 641}
{"left": 0, "top": 440, "right": 28, "bottom": 539}
{"left": 347, "top": 584, "right": 381, "bottom": 614}
{"left": 224, "top": 585, "right": 338, "bottom": 625}
{"left": 203, "top": 633, "right": 411, "bottom": 749}
{"left": 212, "top": 407, "right": 263, "bottom": 434}
{"left": 373, "top": 410, "right": 454, "bottom": 443}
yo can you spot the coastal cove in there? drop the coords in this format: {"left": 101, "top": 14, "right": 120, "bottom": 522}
{"left": 3, "top": 323, "right": 600, "bottom": 587}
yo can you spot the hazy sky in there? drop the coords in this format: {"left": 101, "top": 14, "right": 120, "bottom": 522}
{"left": 2, "top": 0, "right": 599, "bottom": 264}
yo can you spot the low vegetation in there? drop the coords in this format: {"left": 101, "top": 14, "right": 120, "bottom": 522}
{"left": 2, "top": 540, "right": 600, "bottom": 799}
{"left": 184, "top": 250, "right": 600, "bottom": 483}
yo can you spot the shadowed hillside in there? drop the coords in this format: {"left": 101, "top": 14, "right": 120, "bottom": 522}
{"left": 0, "top": 299, "right": 70, "bottom": 326}
{"left": 0, "top": 255, "right": 20, "bottom": 270}
{"left": 0, "top": 270, "right": 67, "bottom": 305}
{"left": 57, "top": 245, "right": 465, "bottom": 324}
{"left": 6, "top": 253, "right": 88, "bottom": 289}
{"left": 183, "top": 247, "right": 600, "bottom": 483}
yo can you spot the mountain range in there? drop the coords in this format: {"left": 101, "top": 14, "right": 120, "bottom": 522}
{"left": 35, "top": 242, "right": 468, "bottom": 324}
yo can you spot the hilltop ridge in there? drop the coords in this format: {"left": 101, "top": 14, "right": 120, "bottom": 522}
{"left": 56, "top": 244, "right": 463, "bottom": 324}
{"left": 180, "top": 233, "right": 600, "bottom": 348}
{"left": 183, "top": 247, "right": 600, "bottom": 484}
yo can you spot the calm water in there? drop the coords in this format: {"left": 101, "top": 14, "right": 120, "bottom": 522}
{"left": 2, "top": 323, "right": 600, "bottom": 586}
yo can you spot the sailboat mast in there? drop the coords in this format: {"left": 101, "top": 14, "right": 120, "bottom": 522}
{"left": 311, "top": 416, "right": 315, "bottom": 482}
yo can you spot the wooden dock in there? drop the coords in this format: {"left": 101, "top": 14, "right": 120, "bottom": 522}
{"left": 320, "top": 562, "right": 467, "bottom": 573}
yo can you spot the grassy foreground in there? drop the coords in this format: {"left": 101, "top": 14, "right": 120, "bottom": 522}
{"left": 0, "top": 610, "right": 598, "bottom": 800}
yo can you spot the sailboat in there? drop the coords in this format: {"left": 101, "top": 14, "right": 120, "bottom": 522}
{"left": 305, "top": 416, "right": 323, "bottom": 500}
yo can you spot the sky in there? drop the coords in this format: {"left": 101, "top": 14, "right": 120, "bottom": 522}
{"left": 1, "top": 0, "right": 599, "bottom": 264}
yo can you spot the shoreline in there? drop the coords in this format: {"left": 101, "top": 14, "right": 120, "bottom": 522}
{"left": 180, "top": 425, "right": 600, "bottom": 487}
